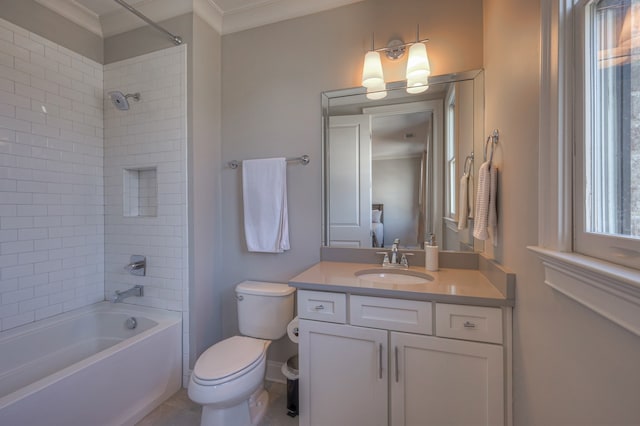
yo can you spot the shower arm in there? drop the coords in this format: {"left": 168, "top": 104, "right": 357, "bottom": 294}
{"left": 113, "top": 0, "right": 183, "bottom": 45}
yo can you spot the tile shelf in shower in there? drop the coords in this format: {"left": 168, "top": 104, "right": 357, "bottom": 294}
{"left": 124, "top": 167, "right": 158, "bottom": 217}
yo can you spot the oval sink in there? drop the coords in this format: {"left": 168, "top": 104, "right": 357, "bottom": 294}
{"left": 354, "top": 268, "right": 434, "bottom": 285}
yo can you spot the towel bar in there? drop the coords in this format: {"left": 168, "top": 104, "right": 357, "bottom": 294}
{"left": 228, "top": 155, "right": 310, "bottom": 169}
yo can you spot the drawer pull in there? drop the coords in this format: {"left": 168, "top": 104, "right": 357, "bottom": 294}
{"left": 463, "top": 321, "right": 476, "bottom": 328}
{"left": 314, "top": 304, "right": 325, "bottom": 311}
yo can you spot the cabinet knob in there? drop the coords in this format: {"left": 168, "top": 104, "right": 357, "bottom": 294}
{"left": 314, "top": 304, "right": 325, "bottom": 311}
{"left": 463, "top": 321, "right": 476, "bottom": 328}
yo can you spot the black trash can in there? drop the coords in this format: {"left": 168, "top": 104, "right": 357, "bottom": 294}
{"left": 281, "top": 355, "right": 299, "bottom": 417}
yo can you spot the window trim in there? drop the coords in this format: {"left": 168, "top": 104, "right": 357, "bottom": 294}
{"left": 530, "top": 0, "right": 640, "bottom": 337}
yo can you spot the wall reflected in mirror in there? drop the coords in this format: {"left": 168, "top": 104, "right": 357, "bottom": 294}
{"left": 322, "top": 69, "right": 485, "bottom": 252}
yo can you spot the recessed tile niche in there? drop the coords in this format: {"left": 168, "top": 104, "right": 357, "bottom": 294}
{"left": 124, "top": 167, "right": 158, "bottom": 217}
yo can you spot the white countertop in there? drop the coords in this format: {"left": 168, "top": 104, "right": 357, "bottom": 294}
{"left": 289, "top": 261, "right": 513, "bottom": 307}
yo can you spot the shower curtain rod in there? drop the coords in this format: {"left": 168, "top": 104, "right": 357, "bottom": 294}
{"left": 113, "top": 0, "right": 183, "bottom": 45}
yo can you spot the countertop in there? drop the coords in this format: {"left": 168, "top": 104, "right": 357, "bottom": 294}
{"left": 289, "top": 261, "right": 514, "bottom": 307}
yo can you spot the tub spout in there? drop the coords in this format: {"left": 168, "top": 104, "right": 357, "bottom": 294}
{"left": 111, "top": 285, "right": 144, "bottom": 303}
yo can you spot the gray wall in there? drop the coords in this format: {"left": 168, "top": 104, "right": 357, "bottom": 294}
{"left": 104, "top": 14, "right": 194, "bottom": 65}
{"left": 484, "top": 0, "right": 640, "bottom": 424}
{"left": 220, "top": 0, "right": 484, "bottom": 363}
{"left": 189, "top": 13, "right": 223, "bottom": 365}
{"left": 0, "top": 0, "right": 103, "bottom": 63}
{"left": 372, "top": 157, "right": 422, "bottom": 247}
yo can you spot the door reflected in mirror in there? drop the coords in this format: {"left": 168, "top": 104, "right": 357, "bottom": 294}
{"left": 322, "top": 69, "right": 485, "bottom": 252}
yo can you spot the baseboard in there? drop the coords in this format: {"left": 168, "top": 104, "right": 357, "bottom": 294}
{"left": 182, "top": 369, "right": 192, "bottom": 388}
{"left": 266, "top": 360, "right": 286, "bottom": 384}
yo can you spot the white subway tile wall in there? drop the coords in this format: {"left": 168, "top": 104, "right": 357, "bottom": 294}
{"left": 0, "top": 20, "right": 189, "bottom": 384}
{"left": 103, "top": 46, "right": 187, "bottom": 311}
{"left": 103, "top": 46, "right": 189, "bottom": 383}
{"left": 0, "top": 18, "right": 104, "bottom": 331}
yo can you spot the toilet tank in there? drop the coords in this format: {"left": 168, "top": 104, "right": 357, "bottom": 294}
{"left": 236, "top": 281, "right": 296, "bottom": 340}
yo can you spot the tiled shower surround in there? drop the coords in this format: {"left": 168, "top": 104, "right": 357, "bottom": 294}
{"left": 0, "top": 19, "right": 189, "bottom": 380}
{"left": 103, "top": 47, "right": 189, "bottom": 380}
{"left": 103, "top": 47, "right": 187, "bottom": 313}
{"left": 0, "top": 18, "right": 104, "bottom": 330}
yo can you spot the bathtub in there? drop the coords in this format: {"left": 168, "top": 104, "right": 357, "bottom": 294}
{"left": 0, "top": 302, "right": 182, "bottom": 426}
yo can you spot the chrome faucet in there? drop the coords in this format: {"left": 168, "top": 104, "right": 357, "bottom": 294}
{"left": 111, "top": 285, "right": 144, "bottom": 303}
{"left": 391, "top": 238, "right": 400, "bottom": 265}
{"left": 377, "top": 238, "right": 413, "bottom": 268}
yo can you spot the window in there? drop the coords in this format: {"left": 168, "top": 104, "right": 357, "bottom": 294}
{"left": 532, "top": 0, "right": 640, "bottom": 337}
{"left": 445, "top": 87, "right": 456, "bottom": 219}
{"left": 575, "top": 0, "right": 640, "bottom": 269}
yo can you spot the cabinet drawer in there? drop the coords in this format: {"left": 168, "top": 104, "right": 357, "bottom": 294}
{"left": 435, "top": 304, "right": 502, "bottom": 344}
{"left": 298, "top": 290, "right": 347, "bottom": 323}
{"left": 350, "top": 295, "right": 432, "bottom": 335}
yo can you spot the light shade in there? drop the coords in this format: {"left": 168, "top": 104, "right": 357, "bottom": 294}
{"left": 362, "top": 51, "right": 385, "bottom": 88}
{"left": 405, "top": 42, "right": 431, "bottom": 81}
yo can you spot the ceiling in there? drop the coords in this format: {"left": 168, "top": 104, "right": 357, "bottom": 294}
{"left": 35, "top": 0, "right": 364, "bottom": 37}
{"left": 371, "top": 111, "right": 430, "bottom": 161}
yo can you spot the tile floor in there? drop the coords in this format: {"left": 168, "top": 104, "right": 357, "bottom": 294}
{"left": 136, "top": 381, "right": 299, "bottom": 426}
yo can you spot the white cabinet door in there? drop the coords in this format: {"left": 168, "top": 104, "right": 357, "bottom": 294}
{"left": 328, "top": 115, "right": 372, "bottom": 248}
{"left": 390, "top": 332, "right": 504, "bottom": 426}
{"left": 299, "top": 319, "right": 388, "bottom": 426}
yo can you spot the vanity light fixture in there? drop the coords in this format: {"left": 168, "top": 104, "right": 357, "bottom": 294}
{"left": 361, "top": 25, "right": 431, "bottom": 97}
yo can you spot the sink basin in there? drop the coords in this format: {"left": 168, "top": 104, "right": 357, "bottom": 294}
{"left": 354, "top": 268, "right": 434, "bottom": 285}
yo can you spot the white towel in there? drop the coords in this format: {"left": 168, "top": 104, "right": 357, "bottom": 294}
{"left": 488, "top": 164, "right": 498, "bottom": 246}
{"left": 473, "top": 161, "right": 494, "bottom": 241}
{"left": 242, "top": 158, "right": 290, "bottom": 253}
{"left": 457, "top": 172, "right": 469, "bottom": 230}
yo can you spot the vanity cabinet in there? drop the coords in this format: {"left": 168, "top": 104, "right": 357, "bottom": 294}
{"left": 298, "top": 290, "right": 508, "bottom": 426}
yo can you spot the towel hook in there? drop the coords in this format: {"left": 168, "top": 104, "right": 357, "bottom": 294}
{"left": 463, "top": 152, "right": 474, "bottom": 175}
{"left": 484, "top": 129, "right": 499, "bottom": 165}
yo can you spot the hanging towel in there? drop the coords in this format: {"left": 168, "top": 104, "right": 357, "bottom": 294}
{"left": 473, "top": 161, "right": 492, "bottom": 240}
{"left": 242, "top": 158, "right": 290, "bottom": 253}
{"left": 457, "top": 172, "right": 470, "bottom": 230}
{"left": 488, "top": 164, "right": 498, "bottom": 246}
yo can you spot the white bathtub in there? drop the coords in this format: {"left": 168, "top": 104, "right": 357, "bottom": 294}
{"left": 0, "top": 302, "right": 182, "bottom": 426}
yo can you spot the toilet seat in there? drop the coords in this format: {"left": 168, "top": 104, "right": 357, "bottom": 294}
{"left": 192, "top": 336, "right": 268, "bottom": 386}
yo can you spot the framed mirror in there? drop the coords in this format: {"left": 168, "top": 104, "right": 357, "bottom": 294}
{"left": 321, "top": 69, "right": 485, "bottom": 252}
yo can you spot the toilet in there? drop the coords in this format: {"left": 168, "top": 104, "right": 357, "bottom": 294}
{"left": 188, "top": 281, "right": 296, "bottom": 426}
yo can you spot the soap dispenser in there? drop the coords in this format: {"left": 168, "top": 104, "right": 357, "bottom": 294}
{"left": 425, "top": 234, "right": 439, "bottom": 272}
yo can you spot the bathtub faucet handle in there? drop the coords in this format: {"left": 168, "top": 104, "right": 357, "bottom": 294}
{"left": 124, "top": 255, "right": 146, "bottom": 276}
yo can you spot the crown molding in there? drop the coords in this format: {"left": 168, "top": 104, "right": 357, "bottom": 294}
{"left": 220, "top": 0, "right": 365, "bottom": 35}
{"left": 35, "top": 0, "right": 103, "bottom": 36}
{"left": 100, "top": 0, "right": 193, "bottom": 38}
{"left": 35, "top": 0, "right": 364, "bottom": 38}
{"left": 193, "top": 0, "right": 223, "bottom": 34}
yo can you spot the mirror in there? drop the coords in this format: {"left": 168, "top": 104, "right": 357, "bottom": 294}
{"left": 322, "top": 69, "right": 484, "bottom": 252}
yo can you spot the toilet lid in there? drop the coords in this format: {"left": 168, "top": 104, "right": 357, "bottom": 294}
{"left": 193, "top": 336, "right": 267, "bottom": 382}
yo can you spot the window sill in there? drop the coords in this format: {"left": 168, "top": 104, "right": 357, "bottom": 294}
{"left": 528, "top": 246, "right": 640, "bottom": 336}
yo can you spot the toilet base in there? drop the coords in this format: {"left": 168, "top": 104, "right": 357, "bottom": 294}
{"left": 200, "top": 387, "right": 269, "bottom": 426}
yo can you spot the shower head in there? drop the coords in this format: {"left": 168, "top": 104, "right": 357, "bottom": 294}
{"left": 108, "top": 91, "right": 140, "bottom": 111}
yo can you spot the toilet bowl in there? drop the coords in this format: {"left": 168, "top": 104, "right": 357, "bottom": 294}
{"left": 188, "top": 336, "right": 271, "bottom": 426}
{"left": 188, "top": 281, "right": 295, "bottom": 426}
